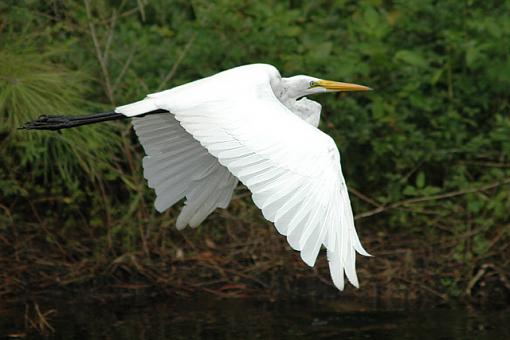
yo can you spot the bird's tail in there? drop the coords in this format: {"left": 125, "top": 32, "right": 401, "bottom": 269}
{"left": 19, "top": 109, "right": 167, "bottom": 131}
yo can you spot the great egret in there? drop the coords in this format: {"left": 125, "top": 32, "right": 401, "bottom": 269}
{"left": 22, "top": 63, "right": 372, "bottom": 290}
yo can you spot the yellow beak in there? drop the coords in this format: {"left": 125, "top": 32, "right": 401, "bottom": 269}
{"left": 316, "top": 79, "right": 372, "bottom": 92}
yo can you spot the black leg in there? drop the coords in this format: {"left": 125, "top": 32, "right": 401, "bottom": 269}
{"left": 19, "top": 109, "right": 168, "bottom": 131}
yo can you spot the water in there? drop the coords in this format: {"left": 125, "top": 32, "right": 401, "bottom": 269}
{"left": 1, "top": 296, "right": 509, "bottom": 339}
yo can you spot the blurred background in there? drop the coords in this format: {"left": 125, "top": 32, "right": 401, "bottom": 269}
{"left": 1, "top": 0, "right": 509, "bottom": 335}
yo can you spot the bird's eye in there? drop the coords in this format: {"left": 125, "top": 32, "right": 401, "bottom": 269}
{"left": 309, "top": 81, "right": 316, "bottom": 88}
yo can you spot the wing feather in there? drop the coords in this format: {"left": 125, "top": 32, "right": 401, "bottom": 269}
{"left": 131, "top": 113, "right": 238, "bottom": 225}
{"left": 120, "top": 64, "right": 369, "bottom": 290}
{"left": 177, "top": 163, "right": 228, "bottom": 229}
{"left": 143, "top": 68, "right": 369, "bottom": 290}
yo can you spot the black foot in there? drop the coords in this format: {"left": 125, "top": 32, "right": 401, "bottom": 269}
{"left": 19, "top": 109, "right": 168, "bottom": 131}
{"left": 19, "top": 115, "right": 76, "bottom": 131}
{"left": 19, "top": 111, "right": 128, "bottom": 131}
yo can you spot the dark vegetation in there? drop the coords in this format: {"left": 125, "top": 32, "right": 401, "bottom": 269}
{"left": 1, "top": 0, "right": 509, "bottom": 306}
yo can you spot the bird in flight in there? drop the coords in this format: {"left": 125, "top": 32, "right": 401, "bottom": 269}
{"left": 22, "top": 64, "right": 372, "bottom": 290}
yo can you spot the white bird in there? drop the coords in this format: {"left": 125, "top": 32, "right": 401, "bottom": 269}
{"left": 22, "top": 63, "right": 372, "bottom": 290}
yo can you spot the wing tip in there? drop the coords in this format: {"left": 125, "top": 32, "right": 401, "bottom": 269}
{"left": 354, "top": 243, "right": 372, "bottom": 257}
{"left": 301, "top": 253, "right": 317, "bottom": 267}
{"left": 175, "top": 218, "right": 188, "bottom": 230}
{"left": 327, "top": 248, "right": 363, "bottom": 291}
{"left": 154, "top": 200, "right": 167, "bottom": 213}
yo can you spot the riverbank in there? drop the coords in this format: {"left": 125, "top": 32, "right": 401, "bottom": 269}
{"left": 2, "top": 0, "right": 510, "bottom": 320}
{"left": 2, "top": 207, "right": 509, "bottom": 307}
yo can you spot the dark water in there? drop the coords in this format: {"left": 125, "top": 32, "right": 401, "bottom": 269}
{"left": 1, "top": 296, "right": 509, "bottom": 339}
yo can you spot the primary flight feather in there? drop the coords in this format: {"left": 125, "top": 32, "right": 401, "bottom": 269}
{"left": 22, "top": 63, "right": 372, "bottom": 290}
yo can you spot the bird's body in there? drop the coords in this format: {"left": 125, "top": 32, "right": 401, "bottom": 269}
{"left": 22, "top": 63, "right": 371, "bottom": 290}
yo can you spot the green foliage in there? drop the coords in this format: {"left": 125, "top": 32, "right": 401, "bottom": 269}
{"left": 0, "top": 0, "right": 509, "bottom": 299}
{"left": 0, "top": 42, "right": 121, "bottom": 183}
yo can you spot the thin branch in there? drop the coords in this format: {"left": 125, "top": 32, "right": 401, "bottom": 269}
{"left": 397, "top": 276, "right": 449, "bottom": 301}
{"left": 112, "top": 48, "right": 135, "bottom": 92}
{"left": 96, "top": 6, "right": 140, "bottom": 25}
{"left": 157, "top": 33, "right": 197, "bottom": 91}
{"left": 137, "top": 0, "right": 147, "bottom": 21}
{"left": 355, "top": 177, "right": 510, "bottom": 220}
{"left": 102, "top": 10, "right": 117, "bottom": 66}
{"left": 84, "top": 0, "right": 115, "bottom": 104}
{"left": 458, "top": 160, "right": 510, "bottom": 168}
{"left": 348, "top": 186, "right": 382, "bottom": 208}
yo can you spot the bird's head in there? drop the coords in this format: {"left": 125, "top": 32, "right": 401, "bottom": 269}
{"left": 282, "top": 75, "right": 371, "bottom": 99}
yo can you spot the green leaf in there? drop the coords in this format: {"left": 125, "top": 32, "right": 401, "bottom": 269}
{"left": 416, "top": 172, "right": 425, "bottom": 188}
{"left": 403, "top": 185, "right": 416, "bottom": 196}
{"left": 395, "top": 50, "right": 428, "bottom": 68}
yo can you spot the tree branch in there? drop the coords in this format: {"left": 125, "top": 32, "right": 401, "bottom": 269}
{"left": 355, "top": 177, "right": 510, "bottom": 220}
{"left": 157, "top": 33, "right": 197, "bottom": 91}
{"left": 84, "top": 0, "right": 115, "bottom": 104}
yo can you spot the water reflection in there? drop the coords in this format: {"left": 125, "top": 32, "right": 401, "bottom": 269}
{"left": 1, "top": 297, "right": 509, "bottom": 339}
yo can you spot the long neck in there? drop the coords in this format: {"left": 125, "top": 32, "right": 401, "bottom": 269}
{"left": 271, "top": 77, "right": 297, "bottom": 111}
{"left": 272, "top": 79, "right": 321, "bottom": 128}
{"left": 277, "top": 77, "right": 300, "bottom": 102}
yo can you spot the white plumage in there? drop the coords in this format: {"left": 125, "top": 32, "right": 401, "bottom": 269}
{"left": 116, "top": 63, "right": 371, "bottom": 290}
{"left": 132, "top": 113, "right": 238, "bottom": 229}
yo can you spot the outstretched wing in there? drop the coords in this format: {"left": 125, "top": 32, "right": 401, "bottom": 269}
{"left": 144, "top": 67, "right": 369, "bottom": 290}
{"left": 131, "top": 112, "right": 238, "bottom": 229}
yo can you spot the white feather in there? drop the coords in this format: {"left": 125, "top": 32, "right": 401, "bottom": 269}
{"left": 117, "top": 99, "right": 159, "bottom": 117}
{"left": 116, "top": 64, "right": 370, "bottom": 290}
{"left": 131, "top": 113, "right": 238, "bottom": 227}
